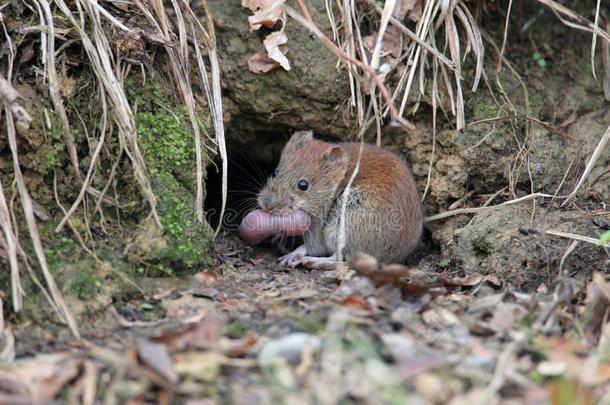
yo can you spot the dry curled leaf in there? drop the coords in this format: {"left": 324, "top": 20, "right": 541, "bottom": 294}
{"left": 0, "top": 354, "right": 81, "bottom": 402}
{"left": 242, "top": 0, "right": 286, "bottom": 31}
{"left": 438, "top": 272, "right": 483, "bottom": 287}
{"left": 340, "top": 294, "right": 373, "bottom": 312}
{"left": 263, "top": 31, "right": 290, "bottom": 71}
{"left": 137, "top": 340, "right": 178, "bottom": 384}
{"left": 583, "top": 273, "right": 610, "bottom": 343}
{"left": 0, "top": 77, "right": 32, "bottom": 132}
{"left": 350, "top": 252, "right": 440, "bottom": 296}
{"left": 393, "top": 0, "right": 423, "bottom": 22}
{"left": 247, "top": 51, "right": 280, "bottom": 74}
{"left": 154, "top": 318, "right": 223, "bottom": 350}
{"left": 364, "top": 26, "right": 405, "bottom": 58}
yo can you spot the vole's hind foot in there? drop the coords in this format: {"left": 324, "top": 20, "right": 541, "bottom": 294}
{"left": 281, "top": 254, "right": 340, "bottom": 270}
{"left": 279, "top": 245, "right": 307, "bottom": 268}
{"left": 298, "top": 255, "right": 341, "bottom": 270}
{"left": 278, "top": 247, "right": 340, "bottom": 270}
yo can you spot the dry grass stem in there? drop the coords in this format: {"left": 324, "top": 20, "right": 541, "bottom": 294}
{"left": 0, "top": 179, "right": 22, "bottom": 312}
{"left": 546, "top": 230, "right": 609, "bottom": 248}
{"left": 54, "top": 0, "right": 159, "bottom": 230}
{"left": 35, "top": 0, "right": 81, "bottom": 179}
{"left": 601, "top": 18, "right": 610, "bottom": 102}
{"left": 562, "top": 123, "right": 610, "bottom": 207}
{"left": 336, "top": 140, "right": 364, "bottom": 261}
{"left": 5, "top": 107, "right": 79, "bottom": 337}
{"left": 287, "top": 2, "right": 415, "bottom": 131}
{"left": 535, "top": 0, "right": 610, "bottom": 43}
{"left": 425, "top": 192, "right": 556, "bottom": 222}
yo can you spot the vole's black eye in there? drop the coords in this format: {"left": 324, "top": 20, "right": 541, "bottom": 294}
{"left": 271, "top": 168, "right": 278, "bottom": 178}
{"left": 297, "top": 179, "right": 309, "bottom": 191}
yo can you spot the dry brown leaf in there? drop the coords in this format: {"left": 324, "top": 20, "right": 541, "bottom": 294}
{"left": 364, "top": 25, "right": 405, "bottom": 58}
{"left": 194, "top": 271, "right": 220, "bottom": 285}
{"left": 375, "top": 284, "right": 403, "bottom": 310}
{"left": 226, "top": 335, "right": 258, "bottom": 358}
{"left": 154, "top": 318, "right": 223, "bottom": 350}
{"left": 583, "top": 273, "right": 610, "bottom": 343}
{"left": 263, "top": 31, "right": 291, "bottom": 71}
{"left": 241, "top": 0, "right": 262, "bottom": 11}
{"left": 422, "top": 307, "right": 460, "bottom": 329}
{"left": 340, "top": 294, "right": 373, "bottom": 312}
{"left": 247, "top": 51, "right": 281, "bottom": 74}
{"left": 393, "top": 0, "right": 423, "bottom": 22}
{"left": 350, "top": 252, "right": 440, "bottom": 296}
{"left": 0, "top": 354, "right": 81, "bottom": 402}
{"left": 534, "top": 336, "right": 610, "bottom": 385}
{"left": 242, "top": 0, "right": 286, "bottom": 31}
{"left": 381, "top": 333, "right": 445, "bottom": 378}
{"left": 487, "top": 303, "right": 527, "bottom": 334}
{"left": 137, "top": 340, "right": 178, "bottom": 384}
{"left": 438, "top": 272, "right": 484, "bottom": 287}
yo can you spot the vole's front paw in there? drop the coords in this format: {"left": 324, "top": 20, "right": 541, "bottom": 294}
{"left": 279, "top": 245, "right": 308, "bottom": 268}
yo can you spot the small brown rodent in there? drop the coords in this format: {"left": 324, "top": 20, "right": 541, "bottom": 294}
{"left": 240, "top": 130, "right": 422, "bottom": 267}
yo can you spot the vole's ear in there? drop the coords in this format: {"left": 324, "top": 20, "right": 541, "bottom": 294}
{"left": 322, "top": 145, "right": 347, "bottom": 167}
{"left": 285, "top": 130, "right": 313, "bottom": 150}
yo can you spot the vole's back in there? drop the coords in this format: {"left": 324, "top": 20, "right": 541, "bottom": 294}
{"left": 317, "top": 142, "right": 423, "bottom": 263}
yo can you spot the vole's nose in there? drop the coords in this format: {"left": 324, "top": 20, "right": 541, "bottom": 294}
{"left": 261, "top": 194, "right": 276, "bottom": 211}
{"left": 260, "top": 195, "right": 293, "bottom": 212}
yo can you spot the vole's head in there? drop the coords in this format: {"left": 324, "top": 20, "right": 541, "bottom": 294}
{"left": 258, "top": 131, "right": 348, "bottom": 218}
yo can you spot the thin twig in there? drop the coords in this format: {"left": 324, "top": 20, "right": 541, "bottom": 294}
{"left": 545, "top": 229, "right": 609, "bottom": 248}
{"left": 425, "top": 192, "right": 556, "bottom": 222}
{"left": 562, "top": 123, "right": 610, "bottom": 207}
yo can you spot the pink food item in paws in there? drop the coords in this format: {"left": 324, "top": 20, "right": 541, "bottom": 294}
{"left": 239, "top": 208, "right": 311, "bottom": 244}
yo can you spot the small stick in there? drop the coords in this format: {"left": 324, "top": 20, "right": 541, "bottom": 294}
{"left": 286, "top": 2, "right": 415, "bottom": 131}
{"left": 369, "top": 2, "right": 456, "bottom": 71}
{"left": 425, "top": 192, "right": 556, "bottom": 222}
{"left": 545, "top": 229, "right": 609, "bottom": 248}
{"left": 562, "top": 123, "right": 610, "bottom": 207}
{"left": 558, "top": 240, "right": 579, "bottom": 277}
{"left": 465, "top": 114, "right": 559, "bottom": 134}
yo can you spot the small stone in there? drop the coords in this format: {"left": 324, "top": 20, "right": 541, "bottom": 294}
{"left": 414, "top": 372, "right": 448, "bottom": 403}
{"left": 537, "top": 360, "right": 566, "bottom": 376}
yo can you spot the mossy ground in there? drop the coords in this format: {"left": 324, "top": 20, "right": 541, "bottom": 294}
{"left": 3, "top": 73, "right": 214, "bottom": 329}
{"left": 127, "top": 79, "right": 214, "bottom": 273}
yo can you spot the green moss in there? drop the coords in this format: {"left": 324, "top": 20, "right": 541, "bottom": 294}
{"left": 470, "top": 230, "right": 495, "bottom": 254}
{"left": 527, "top": 90, "right": 544, "bottom": 117}
{"left": 137, "top": 111, "right": 193, "bottom": 178}
{"left": 30, "top": 113, "right": 67, "bottom": 175}
{"left": 284, "top": 310, "right": 328, "bottom": 334}
{"left": 39, "top": 129, "right": 64, "bottom": 174}
{"left": 45, "top": 236, "right": 102, "bottom": 299}
{"left": 125, "top": 77, "right": 168, "bottom": 113}
{"left": 223, "top": 321, "right": 250, "bottom": 338}
{"left": 128, "top": 91, "right": 213, "bottom": 271}
{"left": 472, "top": 99, "right": 500, "bottom": 121}
{"left": 154, "top": 172, "right": 213, "bottom": 269}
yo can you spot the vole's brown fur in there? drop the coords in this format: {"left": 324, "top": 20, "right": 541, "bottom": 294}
{"left": 258, "top": 130, "right": 423, "bottom": 264}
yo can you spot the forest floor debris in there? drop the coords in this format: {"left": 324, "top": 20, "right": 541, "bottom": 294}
{"left": 2, "top": 234, "right": 610, "bottom": 403}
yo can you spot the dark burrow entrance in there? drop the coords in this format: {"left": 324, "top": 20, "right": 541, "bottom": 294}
{"left": 204, "top": 130, "right": 303, "bottom": 256}
{"left": 204, "top": 130, "right": 285, "bottom": 232}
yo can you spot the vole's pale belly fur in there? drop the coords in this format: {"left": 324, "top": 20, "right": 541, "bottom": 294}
{"left": 304, "top": 143, "right": 422, "bottom": 263}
